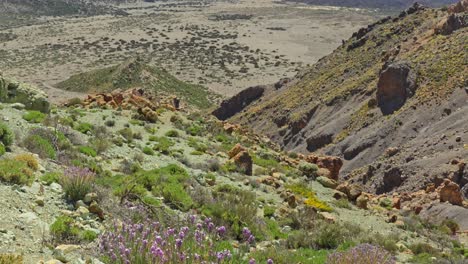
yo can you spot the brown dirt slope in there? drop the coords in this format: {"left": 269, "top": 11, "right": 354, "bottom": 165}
{"left": 223, "top": 3, "right": 468, "bottom": 194}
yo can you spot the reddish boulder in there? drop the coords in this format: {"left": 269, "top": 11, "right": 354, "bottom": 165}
{"left": 306, "top": 154, "right": 343, "bottom": 181}
{"left": 439, "top": 179, "right": 464, "bottom": 206}
{"left": 448, "top": 0, "right": 468, "bottom": 14}
{"left": 228, "top": 144, "right": 247, "bottom": 159}
{"left": 232, "top": 151, "right": 253, "bottom": 176}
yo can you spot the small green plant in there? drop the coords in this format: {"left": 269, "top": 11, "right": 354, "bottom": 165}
{"left": 80, "top": 230, "right": 98, "bottom": 242}
{"left": 165, "top": 129, "right": 179, "bottom": 137}
{"left": 79, "top": 146, "right": 97, "bottom": 157}
{"left": 118, "top": 127, "right": 134, "bottom": 142}
{"left": 298, "top": 162, "right": 318, "bottom": 178}
{"left": 379, "top": 198, "right": 392, "bottom": 209}
{"left": 152, "top": 136, "right": 174, "bottom": 154}
{"left": 105, "top": 119, "right": 115, "bottom": 127}
{"left": 22, "top": 111, "right": 46, "bottom": 123}
{"left": 24, "top": 135, "right": 56, "bottom": 159}
{"left": 0, "top": 122, "right": 14, "bottom": 147}
{"left": 332, "top": 198, "right": 352, "bottom": 209}
{"left": 50, "top": 215, "right": 96, "bottom": 243}
{"left": 50, "top": 215, "right": 80, "bottom": 242}
{"left": 75, "top": 122, "right": 94, "bottom": 134}
{"left": 142, "top": 146, "right": 154, "bottom": 155}
{"left": 187, "top": 125, "right": 203, "bottom": 136}
{"left": 40, "top": 172, "right": 62, "bottom": 185}
{"left": 0, "top": 143, "right": 5, "bottom": 156}
{"left": 263, "top": 206, "right": 276, "bottom": 218}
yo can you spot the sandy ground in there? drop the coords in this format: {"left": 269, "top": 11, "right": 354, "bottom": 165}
{"left": 0, "top": 0, "right": 381, "bottom": 102}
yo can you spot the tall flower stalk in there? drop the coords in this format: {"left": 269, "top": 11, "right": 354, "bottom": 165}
{"left": 60, "top": 166, "right": 95, "bottom": 202}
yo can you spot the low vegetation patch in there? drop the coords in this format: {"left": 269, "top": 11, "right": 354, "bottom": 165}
{"left": 0, "top": 159, "right": 34, "bottom": 185}
{"left": 22, "top": 111, "right": 46, "bottom": 123}
{"left": 288, "top": 183, "right": 332, "bottom": 212}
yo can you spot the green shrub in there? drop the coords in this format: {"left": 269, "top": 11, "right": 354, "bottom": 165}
{"left": 314, "top": 221, "right": 361, "bottom": 249}
{"left": 80, "top": 230, "right": 98, "bottom": 242}
{"left": 22, "top": 111, "right": 46, "bottom": 123}
{"left": 50, "top": 215, "right": 96, "bottom": 242}
{"left": 409, "top": 243, "right": 439, "bottom": 256}
{"left": 50, "top": 215, "right": 80, "bottom": 242}
{"left": 252, "top": 154, "right": 279, "bottom": 168}
{"left": 0, "top": 123, "right": 13, "bottom": 148}
{"left": 0, "top": 143, "right": 5, "bottom": 156}
{"left": 379, "top": 198, "right": 392, "bottom": 209}
{"left": 118, "top": 127, "right": 134, "bottom": 142}
{"left": 197, "top": 185, "right": 269, "bottom": 240}
{"left": 105, "top": 119, "right": 115, "bottom": 127}
{"left": 0, "top": 159, "right": 34, "bottom": 185}
{"left": 332, "top": 198, "right": 351, "bottom": 209}
{"left": 187, "top": 125, "right": 203, "bottom": 136}
{"left": 188, "top": 137, "right": 208, "bottom": 153}
{"left": 264, "top": 206, "right": 276, "bottom": 218}
{"left": 14, "top": 154, "right": 39, "bottom": 171}
{"left": 40, "top": 172, "right": 62, "bottom": 185}
{"left": 67, "top": 97, "right": 82, "bottom": 106}
{"left": 142, "top": 146, "right": 154, "bottom": 155}
{"left": 165, "top": 130, "right": 179, "bottom": 137}
{"left": 265, "top": 218, "right": 287, "bottom": 239}
{"left": 75, "top": 122, "right": 94, "bottom": 134}
{"left": 79, "top": 146, "right": 97, "bottom": 157}
{"left": 152, "top": 136, "right": 174, "bottom": 154}
{"left": 160, "top": 181, "right": 193, "bottom": 211}
{"left": 24, "top": 135, "right": 56, "bottom": 159}
{"left": 298, "top": 162, "right": 318, "bottom": 178}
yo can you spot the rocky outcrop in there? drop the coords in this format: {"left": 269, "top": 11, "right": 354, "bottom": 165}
{"left": 0, "top": 74, "right": 50, "bottom": 113}
{"left": 376, "top": 62, "right": 417, "bottom": 115}
{"left": 212, "top": 85, "right": 265, "bottom": 120}
{"left": 228, "top": 144, "right": 247, "bottom": 159}
{"left": 438, "top": 179, "right": 464, "bottom": 206}
{"left": 306, "top": 154, "right": 343, "bottom": 180}
{"left": 434, "top": 13, "right": 467, "bottom": 35}
{"left": 448, "top": 0, "right": 468, "bottom": 14}
{"left": 232, "top": 151, "right": 253, "bottom": 176}
{"left": 228, "top": 144, "right": 253, "bottom": 175}
{"left": 306, "top": 133, "right": 333, "bottom": 152}
{"left": 81, "top": 88, "right": 166, "bottom": 122}
{"left": 377, "top": 167, "right": 404, "bottom": 194}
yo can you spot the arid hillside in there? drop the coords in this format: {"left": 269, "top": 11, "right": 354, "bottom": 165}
{"left": 284, "top": 0, "right": 459, "bottom": 9}
{"left": 219, "top": 3, "right": 467, "bottom": 195}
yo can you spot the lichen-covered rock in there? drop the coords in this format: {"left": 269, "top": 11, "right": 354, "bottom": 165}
{"left": 0, "top": 74, "right": 50, "bottom": 113}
